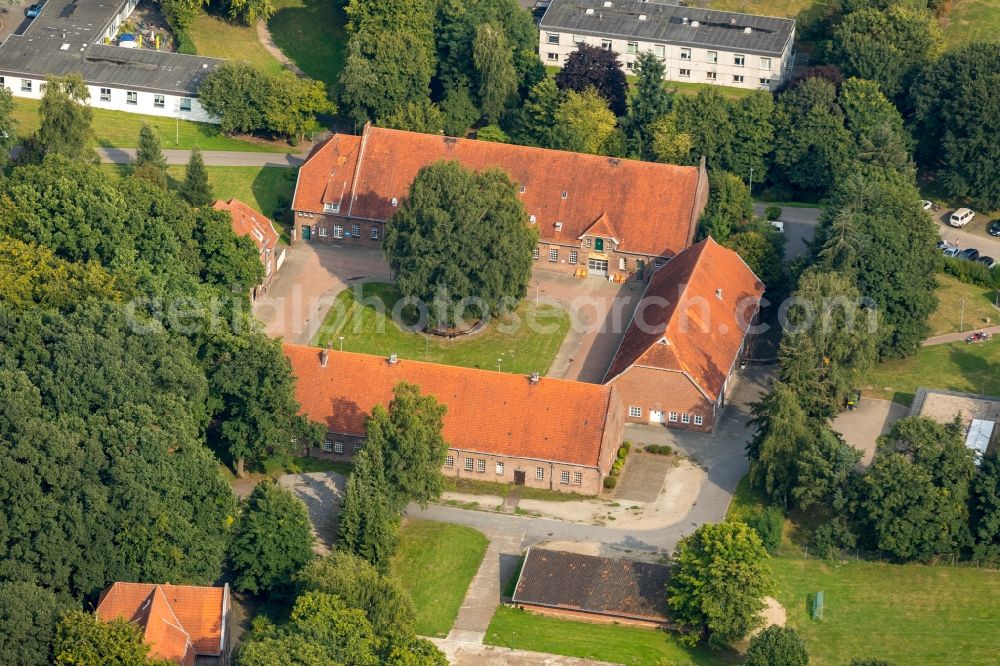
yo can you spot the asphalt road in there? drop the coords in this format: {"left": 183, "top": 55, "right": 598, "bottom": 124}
{"left": 97, "top": 147, "right": 305, "bottom": 167}
{"left": 752, "top": 203, "right": 822, "bottom": 259}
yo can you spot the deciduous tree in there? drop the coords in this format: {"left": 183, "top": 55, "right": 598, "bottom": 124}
{"left": 38, "top": 74, "right": 94, "bottom": 162}
{"left": 54, "top": 611, "right": 172, "bottom": 666}
{"left": 674, "top": 88, "right": 735, "bottom": 170}
{"left": 381, "top": 99, "right": 446, "bottom": 135}
{"left": 555, "top": 44, "right": 627, "bottom": 116}
{"left": 0, "top": 582, "right": 67, "bottom": 666}
{"left": 667, "top": 522, "right": 774, "bottom": 647}
{"left": 510, "top": 78, "right": 561, "bottom": 147}
{"left": 745, "top": 626, "right": 809, "bottom": 666}
{"left": 0, "top": 85, "right": 16, "bottom": 169}
{"left": 971, "top": 453, "right": 1000, "bottom": 565}
{"left": 747, "top": 383, "right": 813, "bottom": 508}
{"left": 339, "top": 30, "right": 433, "bottom": 128}
{"left": 473, "top": 23, "right": 517, "bottom": 123}
{"left": 384, "top": 161, "right": 537, "bottom": 329}
{"left": 439, "top": 86, "right": 479, "bottom": 137}
{"left": 230, "top": 479, "right": 316, "bottom": 594}
{"left": 550, "top": 88, "right": 617, "bottom": 155}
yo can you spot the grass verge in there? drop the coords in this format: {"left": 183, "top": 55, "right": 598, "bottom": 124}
{"left": 928, "top": 273, "right": 999, "bottom": 336}
{"left": 441, "top": 476, "right": 593, "bottom": 503}
{"left": 390, "top": 519, "right": 489, "bottom": 637}
{"left": 941, "top": 0, "right": 1000, "bottom": 48}
{"left": 12, "top": 98, "right": 286, "bottom": 152}
{"left": 188, "top": 10, "right": 284, "bottom": 75}
{"left": 485, "top": 606, "right": 737, "bottom": 665}
{"left": 862, "top": 338, "right": 1000, "bottom": 406}
{"left": 312, "top": 282, "right": 571, "bottom": 375}
{"left": 269, "top": 0, "right": 347, "bottom": 86}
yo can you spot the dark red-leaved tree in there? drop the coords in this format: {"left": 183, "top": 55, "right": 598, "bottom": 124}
{"left": 554, "top": 44, "right": 628, "bottom": 116}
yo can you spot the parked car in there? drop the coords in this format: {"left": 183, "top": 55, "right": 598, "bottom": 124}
{"left": 989, "top": 220, "right": 1000, "bottom": 237}
{"left": 921, "top": 200, "right": 934, "bottom": 211}
{"left": 959, "top": 248, "right": 980, "bottom": 261}
{"left": 943, "top": 246, "right": 961, "bottom": 257}
{"left": 978, "top": 256, "right": 997, "bottom": 269}
{"left": 26, "top": 3, "right": 42, "bottom": 17}
{"left": 936, "top": 239, "right": 950, "bottom": 250}
{"left": 949, "top": 208, "right": 976, "bottom": 227}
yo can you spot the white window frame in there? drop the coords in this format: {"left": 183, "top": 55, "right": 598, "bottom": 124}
{"left": 476, "top": 459, "right": 486, "bottom": 473}
{"left": 681, "top": 413, "right": 691, "bottom": 424}
{"left": 547, "top": 32, "right": 559, "bottom": 45}
{"left": 707, "top": 51, "right": 718, "bottom": 63}
{"left": 352, "top": 223, "right": 361, "bottom": 237}
{"left": 99, "top": 87, "right": 111, "bottom": 102}
{"left": 532, "top": 247, "right": 540, "bottom": 260}
{"left": 733, "top": 75, "right": 744, "bottom": 84}
{"left": 760, "top": 57, "right": 771, "bottom": 71}
{"left": 370, "top": 226, "right": 379, "bottom": 240}
{"left": 680, "top": 47, "right": 691, "bottom": 61}
{"left": 706, "top": 72, "right": 717, "bottom": 81}
{"left": 573, "top": 34, "right": 585, "bottom": 44}
{"left": 20, "top": 79, "right": 31, "bottom": 92}
{"left": 569, "top": 250, "right": 578, "bottom": 264}
{"left": 547, "top": 52, "right": 559, "bottom": 62}
{"left": 464, "top": 458, "right": 474, "bottom": 471}
{"left": 496, "top": 462, "right": 504, "bottom": 475}
{"left": 627, "top": 41, "right": 638, "bottom": 54}
{"left": 560, "top": 471, "right": 570, "bottom": 485}
{"left": 536, "top": 467, "right": 544, "bottom": 480}
{"left": 445, "top": 455, "right": 454, "bottom": 468}
{"left": 334, "top": 441, "right": 344, "bottom": 454}
{"left": 318, "top": 226, "right": 328, "bottom": 237}
{"left": 629, "top": 406, "right": 642, "bottom": 418}
{"left": 668, "top": 411, "right": 678, "bottom": 422}
{"left": 353, "top": 442, "right": 362, "bottom": 452}
{"left": 734, "top": 54, "right": 745, "bottom": 67}
{"left": 619, "top": 257, "right": 627, "bottom": 271}
{"left": 760, "top": 78, "right": 772, "bottom": 87}
{"left": 548, "top": 248, "right": 558, "bottom": 262}
{"left": 126, "top": 90, "right": 138, "bottom": 105}
{"left": 179, "top": 97, "right": 192, "bottom": 112}
{"left": 573, "top": 471, "right": 583, "bottom": 485}
{"left": 625, "top": 61, "right": 634, "bottom": 71}
{"left": 153, "top": 94, "right": 165, "bottom": 109}
{"left": 694, "top": 415, "right": 704, "bottom": 426}
{"left": 322, "top": 437, "right": 333, "bottom": 452}
{"left": 654, "top": 44, "right": 665, "bottom": 58}
{"left": 679, "top": 68, "right": 690, "bottom": 78}
{"left": 332, "top": 224, "right": 343, "bottom": 239}
{"left": 601, "top": 39, "right": 612, "bottom": 50}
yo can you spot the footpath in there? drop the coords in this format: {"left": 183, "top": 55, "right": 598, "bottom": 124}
{"left": 922, "top": 324, "right": 1000, "bottom": 346}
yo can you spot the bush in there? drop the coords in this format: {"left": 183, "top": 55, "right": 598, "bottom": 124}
{"left": 645, "top": 444, "right": 673, "bottom": 455}
{"left": 611, "top": 458, "right": 625, "bottom": 476}
{"left": 174, "top": 28, "right": 197, "bottom": 55}
{"left": 943, "top": 256, "right": 1000, "bottom": 290}
{"left": 745, "top": 507, "right": 784, "bottom": 554}
{"left": 604, "top": 476, "right": 618, "bottom": 489}
{"left": 745, "top": 626, "right": 808, "bottom": 666}
{"left": 765, "top": 205, "right": 782, "bottom": 221}
{"left": 810, "top": 517, "right": 858, "bottom": 560}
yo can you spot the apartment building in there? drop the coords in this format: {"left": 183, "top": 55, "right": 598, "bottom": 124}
{"left": 538, "top": 0, "right": 796, "bottom": 90}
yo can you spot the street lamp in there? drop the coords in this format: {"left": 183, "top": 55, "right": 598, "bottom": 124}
{"left": 960, "top": 299, "right": 966, "bottom": 333}
{"left": 497, "top": 358, "right": 502, "bottom": 372}
{"left": 338, "top": 335, "right": 344, "bottom": 351}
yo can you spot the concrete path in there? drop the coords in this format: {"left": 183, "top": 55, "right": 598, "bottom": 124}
{"left": 97, "top": 147, "right": 306, "bottom": 167}
{"left": 429, "top": 639, "right": 616, "bottom": 666}
{"left": 448, "top": 530, "right": 526, "bottom": 644}
{"left": 923, "top": 325, "right": 1000, "bottom": 347}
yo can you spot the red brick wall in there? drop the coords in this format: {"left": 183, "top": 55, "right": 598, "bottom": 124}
{"left": 293, "top": 212, "right": 383, "bottom": 248}
{"left": 516, "top": 603, "right": 667, "bottom": 629}
{"left": 598, "top": 387, "right": 626, "bottom": 478}
{"left": 609, "top": 366, "right": 717, "bottom": 432}
{"left": 534, "top": 242, "right": 669, "bottom": 281}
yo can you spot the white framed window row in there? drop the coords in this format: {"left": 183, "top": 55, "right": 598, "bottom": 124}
{"left": 629, "top": 406, "right": 642, "bottom": 418}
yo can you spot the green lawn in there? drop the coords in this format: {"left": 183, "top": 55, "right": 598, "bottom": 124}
{"left": 269, "top": 0, "right": 347, "bottom": 86}
{"left": 486, "top": 607, "right": 737, "bottom": 665}
{"left": 188, "top": 10, "right": 284, "bottom": 75}
{"left": 942, "top": 0, "right": 1000, "bottom": 48}
{"left": 441, "top": 476, "right": 593, "bottom": 503}
{"left": 772, "top": 558, "right": 1000, "bottom": 666}
{"left": 312, "top": 282, "right": 571, "bottom": 375}
{"left": 668, "top": 80, "right": 757, "bottom": 99}
{"left": 928, "top": 274, "right": 999, "bottom": 336}
{"left": 706, "top": 0, "right": 821, "bottom": 18}
{"left": 863, "top": 338, "right": 1000, "bottom": 406}
{"left": 390, "top": 519, "right": 488, "bottom": 637}
{"left": 11, "top": 98, "right": 285, "bottom": 152}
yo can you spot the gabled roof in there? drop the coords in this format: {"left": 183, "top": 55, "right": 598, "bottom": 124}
{"left": 284, "top": 345, "right": 619, "bottom": 468}
{"left": 212, "top": 199, "right": 279, "bottom": 254}
{"left": 604, "top": 237, "right": 764, "bottom": 401}
{"left": 96, "top": 582, "right": 227, "bottom": 664}
{"left": 579, "top": 212, "right": 621, "bottom": 244}
{"left": 513, "top": 548, "right": 670, "bottom": 623}
{"left": 292, "top": 125, "right": 704, "bottom": 258}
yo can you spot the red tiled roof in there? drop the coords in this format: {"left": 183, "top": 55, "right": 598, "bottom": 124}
{"left": 212, "top": 199, "right": 279, "bottom": 253}
{"left": 96, "top": 582, "right": 227, "bottom": 663}
{"left": 292, "top": 125, "right": 704, "bottom": 258}
{"left": 579, "top": 212, "right": 621, "bottom": 243}
{"left": 604, "top": 237, "right": 764, "bottom": 401}
{"left": 284, "top": 345, "right": 617, "bottom": 468}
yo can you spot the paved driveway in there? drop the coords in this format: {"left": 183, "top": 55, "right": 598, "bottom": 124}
{"left": 753, "top": 204, "right": 822, "bottom": 259}
{"left": 253, "top": 242, "right": 390, "bottom": 344}
{"left": 831, "top": 398, "right": 908, "bottom": 469}
{"left": 934, "top": 212, "right": 1000, "bottom": 260}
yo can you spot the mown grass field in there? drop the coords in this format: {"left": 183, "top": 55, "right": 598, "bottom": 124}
{"left": 11, "top": 98, "right": 284, "bottom": 151}
{"left": 927, "top": 273, "right": 999, "bottom": 336}
{"left": 727, "top": 475, "right": 1000, "bottom": 665}
{"left": 862, "top": 338, "right": 1000, "bottom": 406}
{"left": 269, "top": 0, "right": 348, "bottom": 86}
{"left": 390, "top": 519, "right": 488, "bottom": 637}
{"left": 941, "top": 0, "right": 1000, "bottom": 48}
{"left": 486, "top": 607, "right": 738, "bottom": 665}
{"left": 312, "top": 282, "right": 571, "bottom": 375}
{"left": 188, "top": 10, "right": 285, "bottom": 75}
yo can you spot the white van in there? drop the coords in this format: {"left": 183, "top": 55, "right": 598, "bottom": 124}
{"left": 949, "top": 208, "right": 976, "bottom": 227}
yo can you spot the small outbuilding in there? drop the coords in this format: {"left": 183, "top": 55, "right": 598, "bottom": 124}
{"left": 511, "top": 547, "right": 671, "bottom": 628}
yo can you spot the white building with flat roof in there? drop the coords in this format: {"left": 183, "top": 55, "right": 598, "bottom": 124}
{"left": 0, "top": 0, "right": 221, "bottom": 123}
{"left": 538, "top": 0, "right": 796, "bottom": 90}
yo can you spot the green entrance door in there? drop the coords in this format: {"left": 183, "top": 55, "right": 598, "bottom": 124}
{"left": 302, "top": 225, "right": 312, "bottom": 241}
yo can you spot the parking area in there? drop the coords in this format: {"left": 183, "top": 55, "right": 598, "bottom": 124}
{"left": 831, "top": 398, "right": 908, "bottom": 469}
{"left": 934, "top": 212, "right": 1000, "bottom": 261}
{"left": 0, "top": 0, "right": 36, "bottom": 42}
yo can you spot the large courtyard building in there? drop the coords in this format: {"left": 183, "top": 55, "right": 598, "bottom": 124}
{"left": 0, "top": 0, "right": 220, "bottom": 122}
{"left": 284, "top": 344, "right": 625, "bottom": 495}
{"left": 292, "top": 124, "right": 708, "bottom": 281}
{"left": 538, "top": 0, "right": 796, "bottom": 90}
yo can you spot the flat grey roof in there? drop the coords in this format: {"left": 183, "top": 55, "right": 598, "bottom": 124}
{"left": 540, "top": 0, "right": 795, "bottom": 56}
{"left": 0, "top": 0, "right": 222, "bottom": 95}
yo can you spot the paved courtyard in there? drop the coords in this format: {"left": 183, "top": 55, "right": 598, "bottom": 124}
{"left": 831, "top": 397, "right": 908, "bottom": 469}
{"left": 253, "top": 242, "right": 390, "bottom": 344}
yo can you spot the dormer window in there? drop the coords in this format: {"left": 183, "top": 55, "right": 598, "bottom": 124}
{"left": 554, "top": 221, "right": 563, "bottom": 231}
{"left": 323, "top": 202, "right": 340, "bottom": 214}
